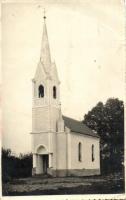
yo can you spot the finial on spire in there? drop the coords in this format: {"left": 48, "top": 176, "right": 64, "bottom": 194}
{"left": 40, "top": 7, "right": 51, "bottom": 73}
{"left": 43, "top": 8, "right": 46, "bottom": 20}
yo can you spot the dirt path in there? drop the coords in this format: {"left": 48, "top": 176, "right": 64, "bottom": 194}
{"left": 2, "top": 174, "right": 124, "bottom": 196}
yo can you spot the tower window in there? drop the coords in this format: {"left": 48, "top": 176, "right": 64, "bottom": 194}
{"left": 38, "top": 85, "right": 44, "bottom": 98}
{"left": 78, "top": 142, "right": 82, "bottom": 162}
{"left": 92, "top": 144, "right": 95, "bottom": 162}
{"left": 53, "top": 86, "right": 56, "bottom": 99}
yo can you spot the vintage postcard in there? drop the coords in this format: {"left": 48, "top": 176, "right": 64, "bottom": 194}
{"left": 1, "top": 0, "right": 125, "bottom": 199}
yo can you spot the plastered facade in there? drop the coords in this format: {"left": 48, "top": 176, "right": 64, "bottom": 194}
{"left": 31, "top": 16, "right": 100, "bottom": 177}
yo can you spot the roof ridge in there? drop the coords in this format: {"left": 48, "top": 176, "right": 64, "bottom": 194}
{"left": 62, "top": 115, "right": 99, "bottom": 138}
{"left": 63, "top": 115, "right": 81, "bottom": 123}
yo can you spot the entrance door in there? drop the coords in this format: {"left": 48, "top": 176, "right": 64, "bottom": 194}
{"left": 43, "top": 155, "right": 49, "bottom": 174}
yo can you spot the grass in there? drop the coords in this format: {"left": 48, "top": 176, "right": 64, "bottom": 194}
{"left": 2, "top": 172, "right": 125, "bottom": 196}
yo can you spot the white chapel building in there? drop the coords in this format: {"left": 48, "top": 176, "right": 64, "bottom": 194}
{"left": 31, "top": 15, "right": 100, "bottom": 177}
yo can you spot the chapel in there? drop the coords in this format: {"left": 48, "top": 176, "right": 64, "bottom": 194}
{"left": 31, "top": 14, "right": 100, "bottom": 177}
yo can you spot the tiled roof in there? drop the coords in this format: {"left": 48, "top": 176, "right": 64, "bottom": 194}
{"left": 63, "top": 116, "right": 99, "bottom": 138}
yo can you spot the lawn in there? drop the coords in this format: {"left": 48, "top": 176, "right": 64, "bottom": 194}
{"left": 2, "top": 173, "right": 124, "bottom": 196}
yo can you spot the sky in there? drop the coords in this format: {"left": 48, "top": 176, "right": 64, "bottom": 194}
{"left": 2, "top": 1, "right": 125, "bottom": 154}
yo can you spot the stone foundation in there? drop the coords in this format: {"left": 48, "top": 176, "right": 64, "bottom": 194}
{"left": 47, "top": 168, "right": 57, "bottom": 177}
{"left": 47, "top": 168, "right": 100, "bottom": 177}
{"left": 67, "top": 168, "right": 100, "bottom": 177}
{"left": 32, "top": 167, "right": 100, "bottom": 177}
{"left": 32, "top": 167, "right": 36, "bottom": 176}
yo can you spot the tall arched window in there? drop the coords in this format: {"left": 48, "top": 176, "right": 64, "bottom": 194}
{"left": 53, "top": 86, "right": 57, "bottom": 99}
{"left": 78, "top": 142, "right": 82, "bottom": 162}
{"left": 38, "top": 85, "right": 44, "bottom": 98}
{"left": 92, "top": 144, "right": 95, "bottom": 162}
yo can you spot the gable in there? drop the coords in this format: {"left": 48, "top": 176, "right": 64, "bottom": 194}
{"left": 51, "top": 62, "right": 60, "bottom": 83}
{"left": 34, "top": 61, "right": 47, "bottom": 82}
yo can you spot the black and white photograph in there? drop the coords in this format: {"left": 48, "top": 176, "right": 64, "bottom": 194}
{"left": 1, "top": 0, "right": 125, "bottom": 198}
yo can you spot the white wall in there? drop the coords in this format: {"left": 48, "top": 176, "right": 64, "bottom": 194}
{"left": 56, "top": 130, "right": 100, "bottom": 171}
{"left": 32, "top": 107, "right": 49, "bottom": 132}
{"left": 32, "top": 133, "right": 49, "bottom": 153}
{"left": 56, "top": 132, "right": 67, "bottom": 169}
{"left": 70, "top": 132, "right": 100, "bottom": 169}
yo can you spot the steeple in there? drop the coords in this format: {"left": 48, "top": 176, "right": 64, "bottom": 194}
{"left": 32, "top": 11, "right": 61, "bottom": 136}
{"left": 40, "top": 11, "right": 51, "bottom": 74}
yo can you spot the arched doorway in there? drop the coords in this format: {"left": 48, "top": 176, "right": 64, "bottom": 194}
{"left": 36, "top": 145, "right": 49, "bottom": 174}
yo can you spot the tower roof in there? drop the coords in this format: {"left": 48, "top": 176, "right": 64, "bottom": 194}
{"left": 40, "top": 13, "right": 51, "bottom": 74}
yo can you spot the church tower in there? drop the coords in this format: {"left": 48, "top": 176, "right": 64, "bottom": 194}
{"left": 31, "top": 13, "right": 100, "bottom": 177}
{"left": 32, "top": 15, "right": 61, "bottom": 133}
{"left": 31, "top": 14, "right": 64, "bottom": 176}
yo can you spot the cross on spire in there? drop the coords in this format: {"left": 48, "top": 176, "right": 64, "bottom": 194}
{"left": 43, "top": 8, "right": 46, "bottom": 20}
{"left": 40, "top": 8, "right": 51, "bottom": 73}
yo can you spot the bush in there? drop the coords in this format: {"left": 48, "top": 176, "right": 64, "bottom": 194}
{"left": 2, "top": 148, "right": 32, "bottom": 183}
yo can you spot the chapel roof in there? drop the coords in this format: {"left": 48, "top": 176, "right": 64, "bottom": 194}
{"left": 63, "top": 116, "right": 99, "bottom": 138}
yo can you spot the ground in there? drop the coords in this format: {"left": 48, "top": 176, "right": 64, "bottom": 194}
{"left": 2, "top": 173, "right": 124, "bottom": 196}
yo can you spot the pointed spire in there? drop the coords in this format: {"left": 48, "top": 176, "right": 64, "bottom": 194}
{"left": 43, "top": 8, "right": 46, "bottom": 20}
{"left": 40, "top": 10, "right": 51, "bottom": 74}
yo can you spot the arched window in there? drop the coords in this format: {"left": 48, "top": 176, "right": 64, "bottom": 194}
{"left": 92, "top": 144, "right": 95, "bottom": 162}
{"left": 38, "top": 85, "right": 44, "bottom": 98}
{"left": 53, "top": 86, "right": 56, "bottom": 99}
{"left": 78, "top": 142, "right": 82, "bottom": 162}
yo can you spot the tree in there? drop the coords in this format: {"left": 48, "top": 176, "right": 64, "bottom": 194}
{"left": 83, "top": 98, "right": 124, "bottom": 174}
{"left": 2, "top": 148, "right": 11, "bottom": 158}
{"left": 2, "top": 148, "right": 32, "bottom": 182}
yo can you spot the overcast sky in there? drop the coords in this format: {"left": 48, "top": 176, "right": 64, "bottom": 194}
{"left": 2, "top": 1, "right": 125, "bottom": 154}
